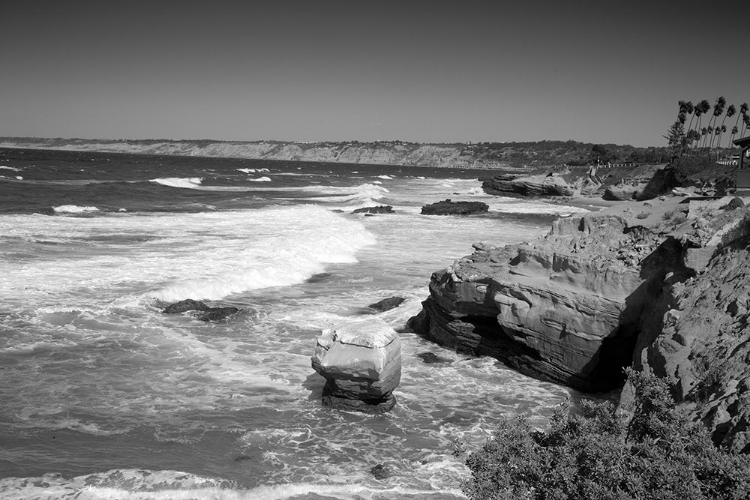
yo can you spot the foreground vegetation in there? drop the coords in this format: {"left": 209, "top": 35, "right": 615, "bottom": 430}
{"left": 457, "top": 370, "right": 750, "bottom": 500}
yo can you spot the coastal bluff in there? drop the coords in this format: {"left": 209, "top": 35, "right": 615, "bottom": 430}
{"left": 0, "top": 138, "right": 511, "bottom": 169}
{"left": 408, "top": 198, "right": 750, "bottom": 451}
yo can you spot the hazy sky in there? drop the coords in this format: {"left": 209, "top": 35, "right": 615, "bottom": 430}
{"left": 2, "top": 1, "right": 748, "bottom": 147}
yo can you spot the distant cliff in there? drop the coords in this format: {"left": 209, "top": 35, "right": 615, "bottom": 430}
{"left": 0, "top": 138, "right": 507, "bottom": 169}
{"left": 0, "top": 137, "right": 670, "bottom": 169}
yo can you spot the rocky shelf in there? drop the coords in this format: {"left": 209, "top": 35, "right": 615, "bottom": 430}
{"left": 408, "top": 196, "right": 750, "bottom": 453}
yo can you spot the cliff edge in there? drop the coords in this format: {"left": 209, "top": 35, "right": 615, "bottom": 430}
{"left": 408, "top": 196, "right": 750, "bottom": 450}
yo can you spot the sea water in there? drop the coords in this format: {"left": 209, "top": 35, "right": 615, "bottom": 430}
{"left": 0, "top": 149, "right": 587, "bottom": 499}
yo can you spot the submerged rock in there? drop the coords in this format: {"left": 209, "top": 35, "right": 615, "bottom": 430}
{"left": 163, "top": 299, "right": 209, "bottom": 314}
{"left": 370, "top": 463, "right": 398, "bottom": 480}
{"left": 311, "top": 320, "right": 401, "bottom": 413}
{"left": 366, "top": 297, "right": 406, "bottom": 313}
{"left": 421, "top": 199, "right": 489, "bottom": 215}
{"left": 163, "top": 299, "right": 240, "bottom": 322}
{"left": 352, "top": 205, "right": 394, "bottom": 214}
{"left": 416, "top": 352, "right": 452, "bottom": 364}
{"left": 196, "top": 307, "right": 240, "bottom": 322}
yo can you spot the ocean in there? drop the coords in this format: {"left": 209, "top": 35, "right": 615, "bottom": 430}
{"left": 0, "top": 148, "right": 588, "bottom": 499}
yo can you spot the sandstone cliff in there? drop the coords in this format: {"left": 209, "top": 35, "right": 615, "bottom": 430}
{"left": 0, "top": 138, "right": 510, "bottom": 169}
{"left": 408, "top": 197, "right": 750, "bottom": 449}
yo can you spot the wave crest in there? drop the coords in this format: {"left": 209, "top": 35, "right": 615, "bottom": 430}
{"left": 149, "top": 177, "right": 203, "bottom": 189}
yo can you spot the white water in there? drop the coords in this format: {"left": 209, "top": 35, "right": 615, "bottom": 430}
{"left": 0, "top": 171, "right": 587, "bottom": 499}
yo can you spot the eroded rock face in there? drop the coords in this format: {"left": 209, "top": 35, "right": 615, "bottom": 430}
{"left": 411, "top": 201, "right": 750, "bottom": 449}
{"left": 409, "top": 214, "right": 690, "bottom": 392}
{"left": 482, "top": 173, "right": 574, "bottom": 197}
{"left": 311, "top": 320, "right": 401, "bottom": 413}
{"left": 632, "top": 208, "right": 750, "bottom": 453}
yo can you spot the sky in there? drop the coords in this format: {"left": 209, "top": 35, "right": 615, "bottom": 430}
{"left": 2, "top": 1, "right": 748, "bottom": 147}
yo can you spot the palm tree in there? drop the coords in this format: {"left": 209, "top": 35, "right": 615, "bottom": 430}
{"left": 683, "top": 101, "right": 695, "bottom": 141}
{"left": 687, "top": 129, "right": 701, "bottom": 148}
{"left": 712, "top": 125, "right": 725, "bottom": 150}
{"left": 704, "top": 97, "right": 726, "bottom": 148}
{"left": 694, "top": 100, "right": 710, "bottom": 148}
{"left": 719, "top": 105, "right": 736, "bottom": 148}
{"left": 735, "top": 103, "right": 750, "bottom": 142}
{"left": 729, "top": 125, "right": 739, "bottom": 146}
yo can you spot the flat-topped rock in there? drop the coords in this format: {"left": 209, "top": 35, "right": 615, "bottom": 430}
{"left": 311, "top": 320, "right": 401, "bottom": 413}
{"left": 421, "top": 199, "right": 489, "bottom": 215}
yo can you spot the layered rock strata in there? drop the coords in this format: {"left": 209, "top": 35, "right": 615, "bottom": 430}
{"left": 409, "top": 215, "right": 679, "bottom": 392}
{"left": 482, "top": 173, "right": 575, "bottom": 197}
{"left": 311, "top": 320, "right": 401, "bottom": 413}
{"left": 410, "top": 198, "right": 750, "bottom": 449}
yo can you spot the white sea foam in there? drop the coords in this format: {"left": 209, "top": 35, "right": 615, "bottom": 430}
{"left": 149, "top": 177, "right": 203, "bottom": 189}
{"left": 302, "top": 182, "right": 390, "bottom": 208}
{"left": 146, "top": 206, "right": 376, "bottom": 301}
{"left": 237, "top": 167, "right": 270, "bottom": 173}
{"left": 0, "top": 165, "right": 20, "bottom": 171}
{"left": 377, "top": 174, "right": 393, "bottom": 180}
{"left": 247, "top": 176, "right": 272, "bottom": 182}
{"left": 15, "top": 176, "right": 23, "bottom": 180}
{"left": 488, "top": 200, "right": 588, "bottom": 216}
{"left": 0, "top": 206, "right": 376, "bottom": 308}
{"left": 0, "top": 470, "right": 466, "bottom": 500}
{"left": 53, "top": 205, "right": 100, "bottom": 213}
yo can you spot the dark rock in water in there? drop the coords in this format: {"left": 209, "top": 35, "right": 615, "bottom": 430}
{"left": 197, "top": 307, "right": 240, "bottom": 322}
{"left": 416, "top": 352, "right": 452, "bottom": 364}
{"left": 367, "top": 297, "right": 406, "bottom": 312}
{"left": 163, "top": 299, "right": 240, "bottom": 322}
{"left": 370, "top": 463, "right": 397, "bottom": 480}
{"left": 321, "top": 382, "right": 397, "bottom": 414}
{"left": 721, "top": 197, "right": 745, "bottom": 211}
{"left": 421, "top": 199, "right": 489, "bottom": 215}
{"left": 306, "top": 272, "right": 333, "bottom": 283}
{"left": 352, "top": 205, "right": 394, "bottom": 214}
{"left": 163, "top": 299, "right": 209, "bottom": 314}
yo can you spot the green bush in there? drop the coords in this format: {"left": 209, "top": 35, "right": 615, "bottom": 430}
{"left": 459, "top": 370, "right": 750, "bottom": 500}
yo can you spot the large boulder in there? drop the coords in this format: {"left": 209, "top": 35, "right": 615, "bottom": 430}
{"left": 311, "top": 320, "right": 401, "bottom": 413}
{"left": 482, "top": 173, "right": 574, "bottom": 197}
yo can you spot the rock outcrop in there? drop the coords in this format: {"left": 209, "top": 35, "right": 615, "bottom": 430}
{"left": 311, "top": 320, "right": 401, "bottom": 413}
{"left": 421, "top": 199, "right": 489, "bottom": 215}
{"left": 366, "top": 296, "right": 406, "bottom": 313}
{"left": 162, "top": 299, "right": 240, "bottom": 322}
{"left": 409, "top": 198, "right": 750, "bottom": 448}
{"left": 352, "top": 205, "right": 394, "bottom": 215}
{"left": 482, "top": 173, "right": 574, "bottom": 197}
{"left": 409, "top": 216, "right": 679, "bottom": 392}
{"left": 631, "top": 207, "right": 750, "bottom": 453}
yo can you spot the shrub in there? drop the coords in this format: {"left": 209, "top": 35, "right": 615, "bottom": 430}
{"left": 459, "top": 369, "right": 750, "bottom": 500}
